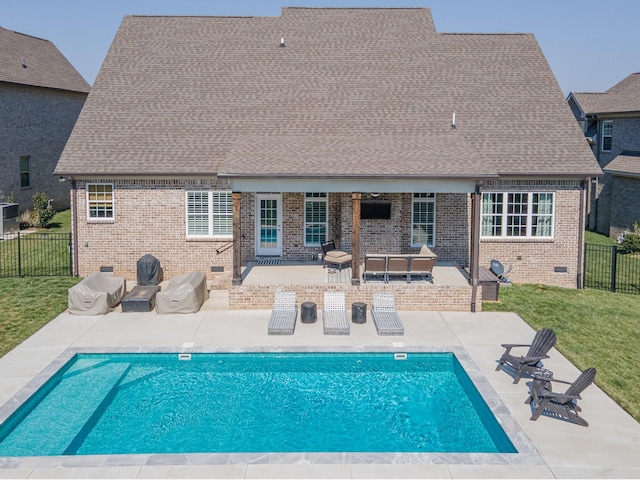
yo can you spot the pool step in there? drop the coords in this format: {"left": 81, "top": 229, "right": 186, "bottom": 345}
{"left": 0, "top": 363, "right": 130, "bottom": 457}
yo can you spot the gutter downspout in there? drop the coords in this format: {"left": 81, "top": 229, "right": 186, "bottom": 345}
{"left": 71, "top": 178, "right": 79, "bottom": 276}
{"left": 577, "top": 179, "right": 587, "bottom": 289}
{"left": 470, "top": 182, "right": 482, "bottom": 312}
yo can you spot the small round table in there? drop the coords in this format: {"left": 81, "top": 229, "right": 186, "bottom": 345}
{"left": 301, "top": 302, "right": 317, "bottom": 323}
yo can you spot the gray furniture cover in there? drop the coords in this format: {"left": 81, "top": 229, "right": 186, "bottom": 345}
{"left": 68, "top": 272, "right": 127, "bottom": 315}
{"left": 137, "top": 253, "right": 161, "bottom": 286}
{"left": 156, "top": 272, "right": 208, "bottom": 314}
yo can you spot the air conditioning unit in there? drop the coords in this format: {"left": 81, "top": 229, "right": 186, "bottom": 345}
{"left": 1, "top": 203, "right": 19, "bottom": 235}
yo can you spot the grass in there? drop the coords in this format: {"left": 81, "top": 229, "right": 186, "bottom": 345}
{"left": 484, "top": 283, "right": 640, "bottom": 423}
{"left": 584, "top": 230, "right": 640, "bottom": 294}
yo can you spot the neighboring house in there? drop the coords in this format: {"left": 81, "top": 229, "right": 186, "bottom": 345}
{"left": 55, "top": 8, "right": 601, "bottom": 299}
{"left": 0, "top": 26, "right": 90, "bottom": 213}
{"left": 568, "top": 72, "right": 640, "bottom": 238}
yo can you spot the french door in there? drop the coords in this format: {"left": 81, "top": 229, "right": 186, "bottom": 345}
{"left": 255, "top": 193, "right": 282, "bottom": 256}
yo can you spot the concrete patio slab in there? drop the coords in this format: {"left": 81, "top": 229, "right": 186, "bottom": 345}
{"left": 1, "top": 299, "right": 639, "bottom": 479}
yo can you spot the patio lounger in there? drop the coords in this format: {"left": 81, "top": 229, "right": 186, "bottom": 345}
{"left": 496, "top": 328, "right": 557, "bottom": 383}
{"left": 322, "top": 291, "right": 350, "bottom": 335}
{"left": 371, "top": 292, "right": 404, "bottom": 335}
{"left": 267, "top": 291, "right": 298, "bottom": 335}
{"left": 525, "top": 367, "right": 597, "bottom": 427}
{"left": 68, "top": 272, "right": 127, "bottom": 315}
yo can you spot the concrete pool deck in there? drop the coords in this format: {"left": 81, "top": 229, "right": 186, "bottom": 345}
{"left": 1, "top": 295, "right": 639, "bottom": 478}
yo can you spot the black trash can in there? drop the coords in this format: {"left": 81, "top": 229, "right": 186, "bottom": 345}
{"left": 352, "top": 302, "right": 366, "bottom": 324}
{"left": 301, "top": 302, "right": 317, "bottom": 323}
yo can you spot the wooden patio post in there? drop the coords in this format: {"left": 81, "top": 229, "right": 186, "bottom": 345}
{"left": 232, "top": 192, "right": 242, "bottom": 286}
{"left": 470, "top": 184, "right": 482, "bottom": 312}
{"left": 351, "top": 192, "right": 361, "bottom": 285}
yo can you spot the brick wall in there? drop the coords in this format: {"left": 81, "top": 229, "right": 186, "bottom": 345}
{"left": 73, "top": 178, "right": 582, "bottom": 289}
{"left": 480, "top": 180, "right": 582, "bottom": 288}
{"left": 0, "top": 83, "right": 86, "bottom": 211}
{"left": 609, "top": 175, "right": 640, "bottom": 239}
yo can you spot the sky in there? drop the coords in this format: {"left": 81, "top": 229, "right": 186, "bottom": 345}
{"left": 2, "top": 0, "right": 639, "bottom": 96}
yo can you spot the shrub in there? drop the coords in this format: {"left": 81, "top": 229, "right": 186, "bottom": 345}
{"left": 31, "top": 192, "right": 55, "bottom": 228}
{"left": 621, "top": 222, "right": 640, "bottom": 254}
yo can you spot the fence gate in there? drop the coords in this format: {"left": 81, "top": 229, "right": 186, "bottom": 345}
{"left": 0, "top": 232, "right": 73, "bottom": 277}
{"left": 583, "top": 243, "right": 640, "bottom": 294}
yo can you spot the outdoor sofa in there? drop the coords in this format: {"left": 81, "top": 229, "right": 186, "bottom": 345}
{"left": 363, "top": 244, "right": 437, "bottom": 283}
{"left": 68, "top": 271, "right": 127, "bottom": 315}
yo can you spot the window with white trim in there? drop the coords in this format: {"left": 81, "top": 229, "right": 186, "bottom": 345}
{"left": 602, "top": 120, "right": 612, "bottom": 151}
{"left": 481, "top": 192, "right": 554, "bottom": 238}
{"left": 304, "top": 192, "right": 327, "bottom": 246}
{"left": 411, "top": 193, "right": 436, "bottom": 247}
{"left": 87, "top": 183, "right": 114, "bottom": 220}
{"left": 186, "top": 191, "right": 232, "bottom": 237}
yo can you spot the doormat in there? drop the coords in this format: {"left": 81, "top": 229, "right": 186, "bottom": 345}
{"left": 255, "top": 258, "right": 281, "bottom": 265}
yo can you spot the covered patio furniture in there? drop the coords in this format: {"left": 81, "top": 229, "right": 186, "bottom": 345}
{"left": 322, "top": 291, "right": 350, "bottom": 335}
{"left": 68, "top": 272, "right": 126, "bottom": 315}
{"left": 371, "top": 292, "right": 404, "bottom": 335}
{"left": 525, "top": 367, "right": 597, "bottom": 427}
{"left": 321, "top": 240, "right": 352, "bottom": 271}
{"left": 496, "top": 328, "right": 557, "bottom": 383}
{"left": 136, "top": 253, "right": 162, "bottom": 286}
{"left": 156, "top": 272, "right": 208, "bottom": 314}
{"left": 267, "top": 291, "right": 298, "bottom": 335}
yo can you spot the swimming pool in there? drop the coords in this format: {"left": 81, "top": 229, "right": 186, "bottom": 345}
{"left": 0, "top": 351, "right": 516, "bottom": 457}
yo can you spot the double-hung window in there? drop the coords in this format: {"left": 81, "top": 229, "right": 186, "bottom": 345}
{"left": 411, "top": 193, "right": 436, "bottom": 247}
{"left": 86, "top": 184, "right": 114, "bottom": 220}
{"left": 601, "top": 121, "right": 612, "bottom": 152}
{"left": 20, "top": 156, "right": 30, "bottom": 188}
{"left": 481, "top": 192, "right": 554, "bottom": 238}
{"left": 186, "top": 191, "right": 232, "bottom": 238}
{"left": 304, "top": 193, "right": 327, "bottom": 246}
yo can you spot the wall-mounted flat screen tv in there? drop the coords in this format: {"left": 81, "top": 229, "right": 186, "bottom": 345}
{"left": 361, "top": 201, "right": 391, "bottom": 219}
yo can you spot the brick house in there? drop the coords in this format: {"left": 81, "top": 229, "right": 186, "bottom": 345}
{"left": 55, "top": 8, "right": 600, "bottom": 306}
{"left": 568, "top": 72, "right": 640, "bottom": 238}
{"left": 0, "top": 26, "right": 90, "bottom": 212}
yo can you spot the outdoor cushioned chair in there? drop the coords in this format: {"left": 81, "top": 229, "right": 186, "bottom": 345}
{"left": 156, "top": 272, "right": 208, "bottom": 314}
{"left": 363, "top": 255, "right": 387, "bottom": 283}
{"left": 371, "top": 292, "right": 404, "bottom": 335}
{"left": 322, "top": 291, "right": 350, "bottom": 335}
{"left": 267, "top": 291, "right": 298, "bottom": 335}
{"left": 495, "top": 328, "right": 557, "bottom": 383}
{"left": 525, "top": 367, "right": 597, "bottom": 427}
{"left": 321, "top": 240, "right": 352, "bottom": 271}
{"left": 68, "top": 272, "right": 126, "bottom": 315}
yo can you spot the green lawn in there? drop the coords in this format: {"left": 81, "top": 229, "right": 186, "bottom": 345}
{"left": 484, "top": 283, "right": 640, "bottom": 422}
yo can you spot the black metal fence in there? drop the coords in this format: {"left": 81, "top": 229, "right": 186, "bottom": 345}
{"left": 0, "top": 232, "right": 72, "bottom": 277}
{"left": 583, "top": 243, "right": 640, "bottom": 294}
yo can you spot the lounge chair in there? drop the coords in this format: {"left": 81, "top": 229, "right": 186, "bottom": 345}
{"left": 495, "top": 328, "right": 557, "bottom": 383}
{"left": 322, "top": 291, "right": 350, "bottom": 335}
{"left": 267, "top": 291, "right": 298, "bottom": 335}
{"left": 321, "top": 240, "right": 352, "bottom": 271}
{"left": 525, "top": 367, "right": 597, "bottom": 427}
{"left": 156, "top": 272, "right": 208, "bottom": 314}
{"left": 371, "top": 292, "right": 404, "bottom": 335}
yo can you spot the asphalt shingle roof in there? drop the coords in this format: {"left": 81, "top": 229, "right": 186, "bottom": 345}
{"left": 571, "top": 72, "right": 640, "bottom": 115}
{"left": 0, "top": 26, "right": 90, "bottom": 93}
{"left": 603, "top": 151, "right": 640, "bottom": 177}
{"left": 55, "top": 8, "right": 600, "bottom": 178}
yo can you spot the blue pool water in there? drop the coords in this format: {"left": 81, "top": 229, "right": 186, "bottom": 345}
{"left": 0, "top": 352, "right": 516, "bottom": 456}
